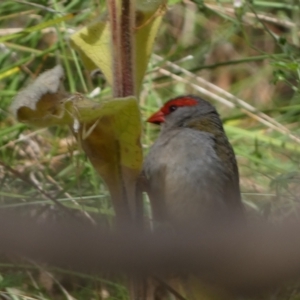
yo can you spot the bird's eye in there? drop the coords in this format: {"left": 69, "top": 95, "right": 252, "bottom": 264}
{"left": 169, "top": 105, "right": 177, "bottom": 112}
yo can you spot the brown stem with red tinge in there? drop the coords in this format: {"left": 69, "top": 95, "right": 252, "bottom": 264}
{"left": 105, "top": 0, "right": 141, "bottom": 227}
{"left": 120, "top": 0, "right": 135, "bottom": 97}
{"left": 107, "top": 0, "right": 135, "bottom": 98}
{"left": 105, "top": 2, "right": 143, "bottom": 297}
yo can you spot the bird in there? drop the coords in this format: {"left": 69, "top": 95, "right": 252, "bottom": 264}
{"left": 142, "top": 95, "right": 244, "bottom": 300}
{"left": 142, "top": 95, "right": 244, "bottom": 299}
{"left": 143, "top": 95, "right": 243, "bottom": 227}
{"left": 142, "top": 95, "right": 246, "bottom": 300}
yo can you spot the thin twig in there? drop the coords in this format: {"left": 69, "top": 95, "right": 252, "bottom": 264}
{"left": 0, "top": 161, "right": 72, "bottom": 215}
{"left": 205, "top": 3, "right": 296, "bottom": 30}
{"left": 46, "top": 175, "right": 97, "bottom": 225}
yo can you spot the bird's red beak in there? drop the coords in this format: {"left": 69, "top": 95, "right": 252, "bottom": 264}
{"left": 147, "top": 110, "right": 165, "bottom": 125}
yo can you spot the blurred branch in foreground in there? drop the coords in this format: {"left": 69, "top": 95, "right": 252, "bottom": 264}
{"left": 0, "top": 211, "right": 300, "bottom": 295}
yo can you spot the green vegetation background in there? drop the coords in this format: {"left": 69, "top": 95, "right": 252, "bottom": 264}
{"left": 0, "top": 0, "right": 300, "bottom": 299}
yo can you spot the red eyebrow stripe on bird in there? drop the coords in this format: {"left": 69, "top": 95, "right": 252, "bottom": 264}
{"left": 161, "top": 97, "right": 198, "bottom": 114}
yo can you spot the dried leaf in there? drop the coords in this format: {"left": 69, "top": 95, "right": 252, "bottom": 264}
{"left": 10, "top": 65, "right": 73, "bottom": 127}
{"left": 11, "top": 65, "right": 143, "bottom": 221}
